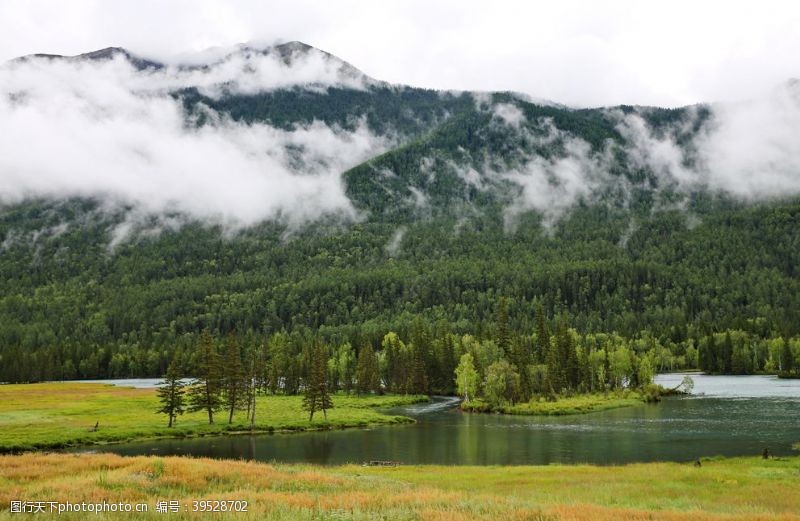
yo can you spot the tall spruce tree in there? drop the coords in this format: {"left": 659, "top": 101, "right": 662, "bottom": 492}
{"left": 156, "top": 358, "right": 186, "bottom": 428}
{"left": 223, "top": 331, "right": 247, "bottom": 424}
{"left": 535, "top": 304, "right": 550, "bottom": 365}
{"left": 496, "top": 297, "right": 511, "bottom": 355}
{"left": 303, "top": 341, "right": 333, "bottom": 421}
{"left": 780, "top": 338, "right": 794, "bottom": 374}
{"left": 188, "top": 329, "right": 223, "bottom": 424}
{"left": 355, "top": 344, "right": 380, "bottom": 394}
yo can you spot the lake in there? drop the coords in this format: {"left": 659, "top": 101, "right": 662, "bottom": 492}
{"left": 79, "top": 374, "right": 800, "bottom": 465}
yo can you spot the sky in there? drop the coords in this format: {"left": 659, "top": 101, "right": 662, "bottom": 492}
{"left": 2, "top": 0, "right": 800, "bottom": 107}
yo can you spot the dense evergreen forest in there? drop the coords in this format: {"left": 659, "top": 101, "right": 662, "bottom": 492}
{"left": 1, "top": 47, "right": 799, "bottom": 383}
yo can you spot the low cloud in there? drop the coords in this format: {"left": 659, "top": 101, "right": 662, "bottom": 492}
{"left": 695, "top": 83, "right": 800, "bottom": 198}
{"left": 384, "top": 226, "right": 406, "bottom": 257}
{"left": 612, "top": 82, "right": 800, "bottom": 201}
{"left": 0, "top": 48, "right": 390, "bottom": 229}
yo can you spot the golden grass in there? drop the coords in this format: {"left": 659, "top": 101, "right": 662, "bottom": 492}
{"left": 1, "top": 453, "right": 799, "bottom": 520}
{"left": 0, "top": 383, "right": 426, "bottom": 452}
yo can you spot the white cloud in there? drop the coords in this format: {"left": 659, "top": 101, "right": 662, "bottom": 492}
{"left": 3, "top": 0, "right": 800, "bottom": 107}
{"left": 501, "top": 123, "right": 612, "bottom": 228}
{"left": 695, "top": 83, "right": 800, "bottom": 198}
{"left": 611, "top": 84, "right": 800, "bottom": 200}
{"left": 492, "top": 103, "right": 525, "bottom": 127}
{"left": 384, "top": 226, "right": 406, "bottom": 257}
{"left": 0, "top": 53, "right": 390, "bottom": 228}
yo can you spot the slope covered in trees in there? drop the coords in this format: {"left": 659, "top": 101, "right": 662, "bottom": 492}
{"left": 1, "top": 44, "right": 799, "bottom": 383}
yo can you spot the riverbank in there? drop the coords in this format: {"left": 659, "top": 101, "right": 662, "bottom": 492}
{"left": 460, "top": 390, "right": 651, "bottom": 415}
{"left": 1, "top": 452, "right": 798, "bottom": 520}
{"left": 0, "top": 383, "right": 426, "bottom": 453}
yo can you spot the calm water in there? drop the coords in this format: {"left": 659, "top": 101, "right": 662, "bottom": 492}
{"left": 82, "top": 374, "right": 800, "bottom": 465}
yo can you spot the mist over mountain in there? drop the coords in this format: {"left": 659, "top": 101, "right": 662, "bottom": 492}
{"left": 3, "top": 41, "right": 800, "bottom": 238}
{"left": 1, "top": 42, "right": 799, "bottom": 382}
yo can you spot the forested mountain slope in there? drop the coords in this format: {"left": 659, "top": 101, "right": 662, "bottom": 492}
{"left": 1, "top": 42, "right": 798, "bottom": 382}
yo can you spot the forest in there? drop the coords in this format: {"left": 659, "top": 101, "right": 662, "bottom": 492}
{"left": 1, "top": 84, "right": 799, "bottom": 384}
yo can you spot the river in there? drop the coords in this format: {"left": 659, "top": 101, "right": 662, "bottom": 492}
{"left": 77, "top": 374, "right": 800, "bottom": 465}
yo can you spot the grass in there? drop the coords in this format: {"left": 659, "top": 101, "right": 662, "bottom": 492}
{"left": 1, "top": 453, "right": 799, "bottom": 520}
{"left": 461, "top": 391, "right": 646, "bottom": 416}
{"left": 0, "top": 383, "right": 427, "bottom": 452}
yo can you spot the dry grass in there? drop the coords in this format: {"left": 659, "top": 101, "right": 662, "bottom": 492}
{"left": 1, "top": 453, "right": 799, "bottom": 520}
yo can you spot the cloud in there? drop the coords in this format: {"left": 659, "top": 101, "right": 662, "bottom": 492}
{"left": 611, "top": 83, "right": 800, "bottom": 200}
{"left": 492, "top": 103, "right": 525, "bottom": 127}
{"left": 501, "top": 119, "right": 614, "bottom": 228}
{"left": 384, "top": 226, "right": 406, "bottom": 257}
{"left": 695, "top": 82, "right": 800, "bottom": 198}
{"left": 0, "top": 50, "right": 390, "bottom": 229}
{"left": 4, "top": 1, "right": 800, "bottom": 107}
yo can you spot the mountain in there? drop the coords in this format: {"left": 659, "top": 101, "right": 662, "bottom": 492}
{"left": 0, "top": 43, "right": 798, "bottom": 382}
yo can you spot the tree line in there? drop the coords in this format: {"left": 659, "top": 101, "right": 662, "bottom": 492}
{"left": 155, "top": 302, "right": 689, "bottom": 425}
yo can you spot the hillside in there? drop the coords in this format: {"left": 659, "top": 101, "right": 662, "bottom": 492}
{"left": 0, "top": 42, "right": 799, "bottom": 383}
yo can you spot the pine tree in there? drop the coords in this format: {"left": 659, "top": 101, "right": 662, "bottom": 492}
{"left": 156, "top": 358, "right": 186, "bottom": 427}
{"left": 535, "top": 303, "right": 550, "bottom": 365}
{"left": 557, "top": 317, "right": 579, "bottom": 390}
{"left": 223, "top": 331, "right": 247, "bottom": 424}
{"left": 382, "top": 333, "right": 408, "bottom": 393}
{"left": 720, "top": 332, "right": 733, "bottom": 374}
{"left": 496, "top": 297, "right": 511, "bottom": 355}
{"left": 780, "top": 338, "right": 794, "bottom": 374}
{"left": 355, "top": 344, "right": 380, "bottom": 394}
{"left": 509, "top": 338, "right": 532, "bottom": 401}
{"left": 247, "top": 344, "right": 267, "bottom": 429}
{"left": 303, "top": 341, "right": 333, "bottom": 421}
{"left": 545, "top": 320, "right": 564, "bottom": 395}
{"left": 407, "top": 317, "right": 430, "bottom": 394}
{"left": 188, "top": 329, "right": 223, "bottom": 424}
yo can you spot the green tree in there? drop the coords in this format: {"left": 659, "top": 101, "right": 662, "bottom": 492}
{"left": 156, "top": 358, "right": 186, "bottom": 427}
{"left": 454, "top": 353, "right": 478, "bottom": 402}
{"left": 780, "top": 338, "right": 794, "bottom": 374}
{"left": 495, "top": 297, "right": 511, "bottom": 355}
{"left": 637, "top": 356, "right": 654, "bottom": 388}
{"left": 355, "top": 344, "right": 380, "bottom": 394}
{"left": 483, "top": 360, "right": 520, "bottom": 408}
{"left": 303, "top": 341, "right": 334, "bottom": 421}
{"left": 187, "top": 330, "right": 223, "bottom": 424}
{"left": 222, "top": 332, "right": 247, "bottom": 424}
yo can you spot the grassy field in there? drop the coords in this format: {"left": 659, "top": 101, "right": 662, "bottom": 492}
{"left": 1, "top": 452, "right": 799, "bottom": 520}
{"left": 0, "top": 383, "right": 426, "bottom": 452}
{"left": 461, "top": 391, "right": 646, "bottom": 415}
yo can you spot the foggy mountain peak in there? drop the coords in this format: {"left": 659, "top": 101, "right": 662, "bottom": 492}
{"left": 1, "top": 41, "right": 800, "bottom": 233}
{"left": 12, "top": 46, "right": 164, "bottom": 71}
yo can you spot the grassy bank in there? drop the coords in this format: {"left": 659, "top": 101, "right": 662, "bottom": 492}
{"left": 0, "top": 383, "right": 426, "bottom": 452}
{"left": 1, "top": 453, "right": 799, "bottom": 520}
{"left": 461, "top": 391, "right": 647, "bottom": 415}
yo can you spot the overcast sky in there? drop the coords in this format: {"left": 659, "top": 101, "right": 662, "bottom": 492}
{"left": 1, "top": 0, "right": 799, "bottom": 107}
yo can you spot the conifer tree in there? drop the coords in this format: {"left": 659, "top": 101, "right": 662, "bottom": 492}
{"left": 188, "top": 329, "right": 223, "bottom": 424}
{"left": 535, "top": 303, "right": 550, "bottom": 365}
{"left": 303, "top": 341, "right": 333, "bottom": 421}
{"left": 157, "top": 358, "right": 186, "bottom": 427}
{"left": 780, "top": 338, "right": 794, "bottom": 374}
{"left": 355, "top": 344, "right": 380, "bottom": 394}
{"left": 496, "top": 297, "right": 511, "bottom": 355}
{"left": 223, "top": 331, "right": 247, "bottom": 424}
